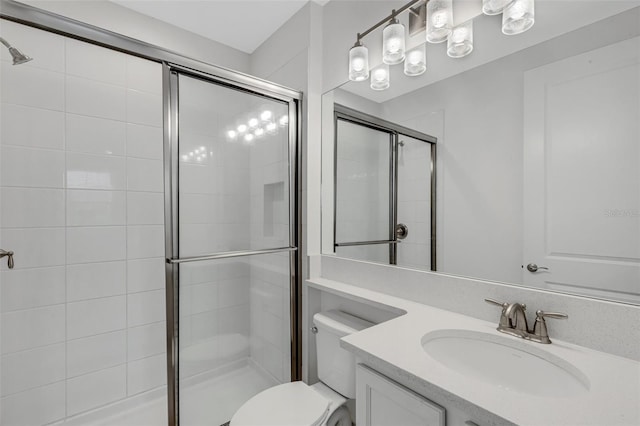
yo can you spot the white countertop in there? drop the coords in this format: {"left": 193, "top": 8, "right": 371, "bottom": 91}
{"left": 307, "top": 278, "right": 640, "bottom": 426}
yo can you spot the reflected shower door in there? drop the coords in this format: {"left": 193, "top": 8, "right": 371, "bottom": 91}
{"left": 165, "top": 67, "right": 298, "bottom": 426}
{"left": 395, "top": 135, "right": 435, "bottom": 271}
{"left": 334, "top": 118, "right": 394, "bottom": 263}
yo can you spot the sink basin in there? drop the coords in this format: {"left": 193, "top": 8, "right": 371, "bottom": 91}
{"left": 422, "top": 330, "right": 590, "bottom": 398}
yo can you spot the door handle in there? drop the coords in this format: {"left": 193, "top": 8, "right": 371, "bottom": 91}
{"left": 0, "top": 249, "right": 14, "bottom": 269}
{"left": 526, "top": 263, "right": 548, "bottom": 273}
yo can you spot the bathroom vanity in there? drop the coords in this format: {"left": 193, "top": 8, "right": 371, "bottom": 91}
{"left": 307, "top": 278, "right": 640, "bottom": 426}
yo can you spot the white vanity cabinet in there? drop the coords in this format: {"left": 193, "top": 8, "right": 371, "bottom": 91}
{"left": 356, "top": 364, "right": 487, "bottom": 426}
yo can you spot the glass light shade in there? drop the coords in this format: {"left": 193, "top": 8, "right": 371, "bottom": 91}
{"left": 482, "top": 0, "right": 513, "bottom": 15}
{"left": 426, "top": 0, "right": 453, "bottom": 43}
{"left": 447, "top": 20, "right": 473, "bottom": 58}
{"left": 382, "top": 21, "right": 406, "bottom": 65}
{"left": 502, "top": 0, "right": 535, "bottom": 35}
{"left": 349, "top": 44, "right": 370, "bottom": 81}
{"left": 404, "top": 44, "right": 426, "bottom": 76}
{"left": 370, "top": 64, "right": 390, "bottom": 91}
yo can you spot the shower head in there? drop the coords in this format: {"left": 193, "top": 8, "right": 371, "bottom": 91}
{"left": 8, "top": 46, "right": 32, "bottom": 65}
{"left": 0, "top": 37, "right": 32, "bottom": 65}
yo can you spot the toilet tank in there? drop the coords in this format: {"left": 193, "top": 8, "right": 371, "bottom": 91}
{"left": 313, "top": 310, "right": 373, "bottom": 398}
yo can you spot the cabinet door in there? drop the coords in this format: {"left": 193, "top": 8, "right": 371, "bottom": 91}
{"left": 356, "top": 364, "right": 445, "bottom": 426}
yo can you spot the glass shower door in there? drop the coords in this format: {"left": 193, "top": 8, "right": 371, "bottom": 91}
{"left": 334, "top": 118, "right": 394, "bottom": 263}
{"left": 165, "top": 67, "right": 298, "bottom": 426}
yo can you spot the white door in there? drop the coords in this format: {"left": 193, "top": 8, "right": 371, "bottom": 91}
{"left": 523, "top": 37, "right": 640, "bottom": 302}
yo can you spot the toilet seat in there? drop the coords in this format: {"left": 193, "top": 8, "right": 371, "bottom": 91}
{"left": 231, "top": 382, "right": 330, "bottom": 426}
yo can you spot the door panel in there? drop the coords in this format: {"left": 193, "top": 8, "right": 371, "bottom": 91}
{"left": 335, "top": 119, "right": 393, "bottom": 246}
{"left": 178, "top": 74, "right": 291, "bottom": 257}
{"left": 523, "top": 37, "right": 640, "bottom": 302}
{"left": 396, "top": 135, "right": 434, "bottom": 271}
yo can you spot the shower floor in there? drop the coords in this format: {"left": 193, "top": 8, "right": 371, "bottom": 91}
{"left": 73, "top": 360, "right": 278, "bottom": 426}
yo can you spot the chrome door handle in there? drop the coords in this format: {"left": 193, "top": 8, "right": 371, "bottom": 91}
{"left": 526, "top": 263, "right": 548, "bottom": 273}
{"left": 0, "top": 249, "right": 14, "bottom": 269}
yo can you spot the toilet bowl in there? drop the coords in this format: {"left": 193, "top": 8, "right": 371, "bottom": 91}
{"left": 230, "top": 310, "right": 373, "bottom": 426}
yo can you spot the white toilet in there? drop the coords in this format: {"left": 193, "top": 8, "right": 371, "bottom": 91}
{"left": 231, "top": 310, "right": 373, "bottom": 426}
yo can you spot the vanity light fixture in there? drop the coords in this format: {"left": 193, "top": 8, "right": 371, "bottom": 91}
{"left": 447, "top": 20, "right": 473, "bottom": 58}
{"left": 404, "top": 43, "right": 426, "bottom": 76}
{"left": 482, "top": 0, "right": 513, "bottom": 16}
{"left": 347, "top": 0, "right": 535, "bottom": 90}
{"left": 370, "top": 64, "right": 390, "bottom": 90}
{"left": 502, "top": 0, "right": 535, "bottom": 35}
{"left": 382, "top": 12, "right": 406, "bottom": 65}
{"left": 426, "top": 0, "right": 453, "bottom": 43}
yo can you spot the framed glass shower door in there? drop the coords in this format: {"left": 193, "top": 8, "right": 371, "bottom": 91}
{"left": 164, "top": 65, "right": 300, "bottom": 426}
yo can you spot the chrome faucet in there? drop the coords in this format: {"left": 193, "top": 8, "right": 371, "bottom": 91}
{"left": 485, "top": 299, "right": 567, "bottom": 344}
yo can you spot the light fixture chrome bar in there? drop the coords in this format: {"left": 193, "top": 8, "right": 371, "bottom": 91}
{"left": 168, "top": 247, "right": 298, "bottom": 264}
{"left": 356, "top": 0, "right": 424, "bottom": 42}
{"left": 335, "top": 240, "right": 401, "bottom": 247}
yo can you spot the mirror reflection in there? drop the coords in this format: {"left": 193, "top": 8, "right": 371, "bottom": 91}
{"left": 321, "top": 4, "right": 640, "bottom": 304}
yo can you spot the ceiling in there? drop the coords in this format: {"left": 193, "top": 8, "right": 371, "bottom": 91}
{"left": 111, "top": 0, "right": 317, "bottom": 53}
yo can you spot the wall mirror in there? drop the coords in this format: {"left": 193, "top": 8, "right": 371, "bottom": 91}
{"left": 321, "top": 1, "right": 640, "bottom": 305}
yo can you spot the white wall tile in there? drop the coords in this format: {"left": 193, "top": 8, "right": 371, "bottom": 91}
{"left": 66, "top": 331, "right": 126, "bottom": 378}
{"left": 66, "top": 75, "right": 126, "bottom": 121}
{"left": 1, "top": 104, "right": 64, "bottom": 150}
{"left": 191, "top": 311, "right": 218, "bottom": 342}
{"left": 66, "top": 226, "right": 126, "bottom": 264}
{"left": 127, "top": 290, "right": 165, "bottom": 327}
{"left": 66, "top": 38, "right": 126, "bottom": 86}
{"left": 191, "top": 282, "right": 218, "bottom": 314}
{"left": 127, "top": 191, "right": 164, "bottom": 225}
{"left": 1, "top": 63, "right": 64, "bottom": 110}
{"left": 66, "top": 152, "right": 126, "bottom": 190}
{"left": 1, "top": 267, "right": 65, "bottom": 312}
{"left": 66, "top": 190, "right": 126, "bottom": 226}
{"left": 218, "top": 304, "right": 249, "bottom": 335}
{"left": 218, "top": 278, "right": 249, "bottom": 308}
{"left": 66, "top": 114, "right": 126, "bottom": 156}
{"left": 66, "top": 364, "right": 126, "bottom": 416}
{"left": 127, "top": 258, "right": 165, "bottom": 293}
{"left": 128, "top": 321, "right": 166, "bottom": 361}
{"left": 1, "top": 305, "right": 65, "bottom": 354}
{"left": 127, "top": 225, "right": 164, "bottom": 259}
{"left": 127, "top": 353, "right": 166, "bottom": 395}
{"left": 67, "top": 296, "right": 126, "bottom": 340}
{"left": 66, "top": 261, "right": 126, "bottom": 302}
{"left": 0, "top": 146, "right": 64, "bottom": 188}
{"left": 0, "top": 381, "right": 65, "bottom": 426}
{"left": 126, "top": 123, "right": 163, "bottom": 160}
{"left": 0, "top": 228, "right": 65, "bottom": 270}
{"left": 126, "top": 158, "right": 163, "bottom": 192}
{"left": 1, "top": 343, "right": 65, "bottom": 396}
{"left": 126, "top": 89, "right": 162, "bottom": 127}
{"left": 1, "top": 188, "right": 64, "bottom": 228}
{"left": 126, "top": 56, "right": 162, "bottom": 94}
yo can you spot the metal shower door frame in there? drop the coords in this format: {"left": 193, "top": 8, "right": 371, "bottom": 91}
{"left": 163, "top": 64, "right": 302, "bottom": 426}
{"left": 333, "top": 104, "right": 437, "bottom": 270}
{"left": 0, "top": 4, "right": 303, "bottom": 425}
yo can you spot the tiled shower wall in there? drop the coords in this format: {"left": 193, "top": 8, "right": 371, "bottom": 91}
{"left": 0, "top": 21, "right": 166, "bottom": 425}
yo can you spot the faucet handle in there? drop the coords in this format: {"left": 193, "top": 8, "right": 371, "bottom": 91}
{"left": 485, "top": 299, "right": 510, "bottom": 328}
{"left": 484, "top": 298, "right": 507, "bottom": 308}
{"left": 533, "top": 310, "right": 568, "bottom": 344}
{"left": 536, "top": 310, "right": 568, "bottom": 320}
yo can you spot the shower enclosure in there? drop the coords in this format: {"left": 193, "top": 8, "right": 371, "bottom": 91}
{"left": 0, "top": 3, "right": 300, "bottom": 426}
{"left": 333, "top": 105, "right": 437, "bottom": 271}
{"left": 164, "top": 66, "right": 300, "bottom": 425}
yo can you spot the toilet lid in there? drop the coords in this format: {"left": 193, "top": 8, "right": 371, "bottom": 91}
{"left": 231, "top": 382, "right": 329, "bottom": 426}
